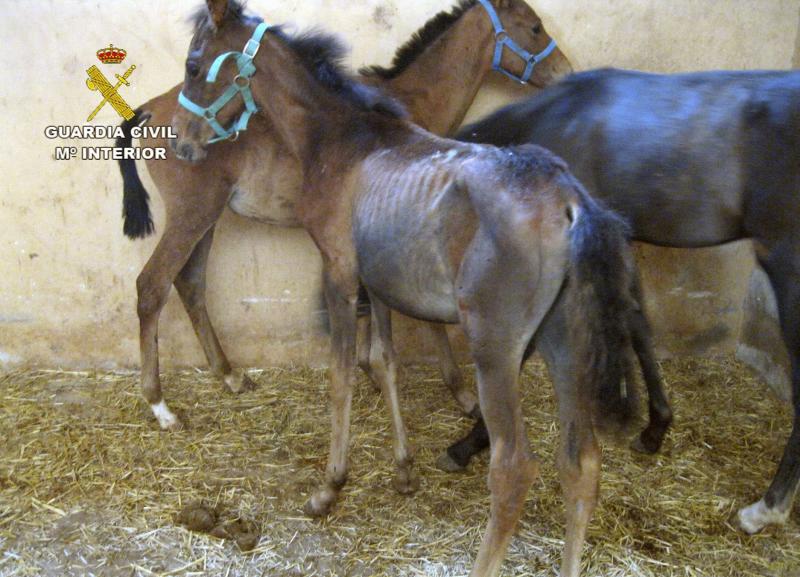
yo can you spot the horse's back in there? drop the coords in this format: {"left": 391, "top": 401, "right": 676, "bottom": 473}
{"left": 460, "top": 68, "right": 800, "bottom": 247}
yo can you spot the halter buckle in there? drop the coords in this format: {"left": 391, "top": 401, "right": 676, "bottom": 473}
{"left": 228, "top": 130, "right": 240, "bottom": 142}
{"left": 243, "top": 38, "right": 260, "bottom": 59}
{"left": 234, "top": 75, "right": 251, "bottom": 88}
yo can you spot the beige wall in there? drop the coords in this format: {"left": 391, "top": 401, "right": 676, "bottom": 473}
{"left": 1, "top": 0, "right": 798, "bottom": 369}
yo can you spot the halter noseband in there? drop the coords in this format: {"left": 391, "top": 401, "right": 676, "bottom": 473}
{"left": 476, "top": 0, "right": 557, "bottom": 84}
{"left": 178, "top": 21, "right": 271, "bottom": 143}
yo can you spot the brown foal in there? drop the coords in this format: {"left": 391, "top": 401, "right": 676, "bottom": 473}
{"left": 169, "top": 3, "right": 641, "bottom": 576}
{"left": 117, "top": 0, "right": 571, "bottom": 430}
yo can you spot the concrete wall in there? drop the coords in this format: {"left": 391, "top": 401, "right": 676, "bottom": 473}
{"left": 1, "top": 0, "right": 798, "bottom": 370}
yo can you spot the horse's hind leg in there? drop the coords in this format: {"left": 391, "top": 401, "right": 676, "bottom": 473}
{"left": 428, "top": 322, "right": 479, "bottom": 415}
{"left": 628, "top": 275, "right": 672, "bottom": 454}
{"left": 738, "top": 242, "right": 800, "bottom": 533}
{"left": 137, "top": 209, "right": 225, "bottom": 430}
{"left": 536, "top": 298, "right": 601, "bottom": 577}
{"left": 466, "top": 344, "right": 539, "bottom": 577}
{"left": 367, "top": 293, "right": 419, "bottom": 494}
{"left": 459, "top": 234, "right": 563, "bottom": 577}
{"left": 173, "top": 226, "right": 255, "bottom": 394}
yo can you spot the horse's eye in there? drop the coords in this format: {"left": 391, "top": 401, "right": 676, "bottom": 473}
{"left": 532, "top": 24, "right": 542, "bottom": 34}
{"left": 187, "top": 61, "right": 200, "bottom": 79}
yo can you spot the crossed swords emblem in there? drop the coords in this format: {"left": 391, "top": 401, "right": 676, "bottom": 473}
{"left": 85, "top": 64, "right": 136, "bottom": 121}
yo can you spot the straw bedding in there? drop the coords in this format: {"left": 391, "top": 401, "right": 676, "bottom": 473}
{"left": 0, "top": 356, "right": 798, "bottom": 576}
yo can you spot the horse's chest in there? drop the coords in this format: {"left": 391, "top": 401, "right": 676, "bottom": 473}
{"left": 227, "top": 150, "right": 303, "bottom": 227}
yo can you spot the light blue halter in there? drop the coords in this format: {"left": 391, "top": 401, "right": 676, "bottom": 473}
{"left": 476, "top": 0, "right": 557, "bottom": 84}
{"left": 178, "top": 21, "right": 271, "bottom": 143}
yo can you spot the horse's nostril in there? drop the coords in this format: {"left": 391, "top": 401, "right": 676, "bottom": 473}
{"left": 179, "top": 143, "right": 194, "bottom": 160}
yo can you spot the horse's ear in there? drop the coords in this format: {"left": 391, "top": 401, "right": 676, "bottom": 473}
{"left": 206, "top": 0, "right": 228, "bottom": 28}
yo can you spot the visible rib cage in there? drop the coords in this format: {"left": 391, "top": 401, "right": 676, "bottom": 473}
{"left": 354, "top": 145, "right": 477, "bottom": 322}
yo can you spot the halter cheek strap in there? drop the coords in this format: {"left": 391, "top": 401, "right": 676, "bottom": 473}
{"left": 178, "top": 21, "right": 270, "bottom": 143}
{"left": 475, "top": 0, "right": 557, "bottom": 84}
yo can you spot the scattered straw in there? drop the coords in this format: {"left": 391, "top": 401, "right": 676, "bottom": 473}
{"left": 0, "top": 357, "right": 797, "bottom": 576}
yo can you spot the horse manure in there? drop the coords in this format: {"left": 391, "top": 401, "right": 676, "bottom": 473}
{"left": 175, "top": 502, "right": 259, "bottom": 551}
{"left": 175, "top": 501, "right": 218, "bottom": 532}
{"left": 209, "top": 519, "right": 260, "bottom": 551}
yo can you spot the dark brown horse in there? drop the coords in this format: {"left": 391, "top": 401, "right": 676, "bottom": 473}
{"left": 457, "top": 68, "right": 800, "bottom": 535}
{"left": 116, "top": 0, "right": 571, "bottom": 431}
{"left": 169, "top": 2, "right": 641, "bottom": 575}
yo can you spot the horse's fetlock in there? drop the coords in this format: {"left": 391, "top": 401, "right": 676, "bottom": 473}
{"left": 327, "top": 471, "right": 348, "bottom": 490}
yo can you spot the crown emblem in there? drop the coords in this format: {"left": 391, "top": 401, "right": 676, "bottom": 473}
{"left": 96, "top": 44, "right": 126, "bottom": 64}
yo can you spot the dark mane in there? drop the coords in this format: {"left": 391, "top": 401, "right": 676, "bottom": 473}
{"left": 275, "top": 28, "right": 407, "bottom": 119}
{"left": 359, "top": 0, "right": 478, "bottom": 79}
{"left": 190, "top": 1, "right": 406, "bottom": 119}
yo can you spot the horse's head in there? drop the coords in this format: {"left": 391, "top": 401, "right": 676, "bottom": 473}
{"left": 171, "top": 0, "right": 261, "bottom": 163}
{"left": 488, "top": 0, "right": 573, "bottom": 87}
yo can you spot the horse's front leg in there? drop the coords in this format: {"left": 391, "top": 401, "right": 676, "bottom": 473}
{"left": 304, "top": 266, "right": 359, "bottom": 517}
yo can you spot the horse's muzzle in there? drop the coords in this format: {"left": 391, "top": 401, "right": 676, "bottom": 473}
{"left": 172, "top": 138, "right": 207, "bottom": 164}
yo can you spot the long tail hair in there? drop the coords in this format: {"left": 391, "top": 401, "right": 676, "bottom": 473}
{"left": 566, "top": 185, "right": 639, "bottom": 431}
{"left": 115, "top": 108, "right": 155, "bottom": 239}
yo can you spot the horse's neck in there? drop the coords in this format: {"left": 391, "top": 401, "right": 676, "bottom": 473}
{"left": 377, "top": 6, "right": 495, "bottom": 136}
{"left": 251, "top": 42, "right": 350, "bottom": 165}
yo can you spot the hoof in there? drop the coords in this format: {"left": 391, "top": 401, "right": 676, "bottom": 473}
{"left": 151, "top": 400, "right": 183, "bottom": 431}
{"left": 163, "top": 419, "right": 185, "bottom": 432}
{"left": 435, "top": 451, "right": 467, "bottom": 473}
{"left": 630, "top": 434, "right": 659, "bottom": 455}
{"left": 738, "top": 499, "right": 790, "bottom": 534}
{"left": 393, "top": 468, "right": 420, "bottom": 495}
{"left": 304, "top": 487, "right": 337, "bottom": 518}
{"left": 224, "top": 371, "right": 257, "bottom": 394}
{"left": 458, "top": 397, "right": 480, "bottom": 418}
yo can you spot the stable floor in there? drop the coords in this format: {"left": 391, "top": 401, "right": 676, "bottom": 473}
{"left": 0, "top": 357, "right": 798, "bottom": 576}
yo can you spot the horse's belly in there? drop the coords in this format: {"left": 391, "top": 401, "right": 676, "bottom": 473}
{"left": 358, "top": 239, "right": 460, "bottom": 323}
{"left": 592, "top": 176, "right": 744, "bottom": 247}
{"left": 363, "top": 271, "right": 460, "bottom": 324}
{"left": 354, "top": 199, "right": 466, "bottom": 324}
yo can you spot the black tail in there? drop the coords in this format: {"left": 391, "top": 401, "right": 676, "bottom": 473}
{"left": 566, "top": 191, "right": 639, "bottom": 432}
{"left": 116, "top": 108, "right": 154, "bottom": 239}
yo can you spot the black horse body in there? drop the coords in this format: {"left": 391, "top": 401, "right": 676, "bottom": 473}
{"left": 455, "top": 67, "right": 800, "bottom": 533}
{"left": 460, "top": 68, "right": 800, "bottom": 248}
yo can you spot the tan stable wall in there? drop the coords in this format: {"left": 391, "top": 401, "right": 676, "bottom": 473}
{"left": 0, "top": 0, "right": 798, "bottom": 370}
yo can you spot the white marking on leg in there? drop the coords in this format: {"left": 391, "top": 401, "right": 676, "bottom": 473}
{"left": 738, "top": 498, "right": 791, "bottom": 534}
{"left": 150, "top": 400, "right": 180, "bottom": 430}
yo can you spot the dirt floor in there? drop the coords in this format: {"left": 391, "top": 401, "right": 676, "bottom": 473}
{"left": 0, "top": 356, "right": 798, "bottom": 577}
